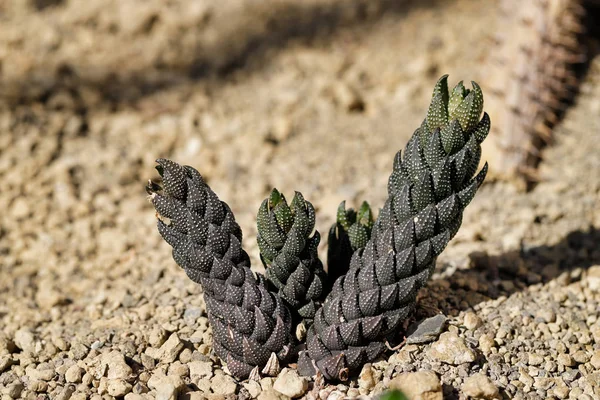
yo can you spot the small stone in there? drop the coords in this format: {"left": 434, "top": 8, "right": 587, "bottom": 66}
{"left": 102, "top": 351, "right": 133, "bottom": 380}
{"left": 1, "top": 382, "right": 23, "bottom": 398}
{"left": 55, "top": 385, "right": 76, "bottom": 400}
{"left": 389, "top": 370, "right": 442, "bottom": 400}
{"left": 0, "top": 355, "right": 12, "bottom": 373}
{"left": 572, "top": 350, "right": 589, "bottom": 364}
{"left": 65, "top": 365, "right": 83, "bottom": 383}
{"left": 429, "top": 332, "right": 476, "bottom": 365}
{"left": 14, "top": 329, "right": 35, "bottom": 352}
{"left": 273, "top": 368, "right": 308, "bottom": 398}
{"left": 196, "top": 378, "right": 211, "bottom": 392}
{"left": 586, "top": 266, "right": 600, "bottom": 290}
{"left": 536, "top": 309, "right": 556, "bottom": 323}
{"left": 243, "top": 380, "right": 262, "bottom": 398}
{"left": 528, "top": 353, "right": 544, "bottom": 366}
{"left": 258, "top": 389, "right": 288, "bottom": 400}
{"left": 406, "top": 315, "right": 447, "bottom": 344}
{"left": 589, "top": 350, "right": 600, "bottom": 369}
{"left": 184, "top": 308, "right": 203, "bottom": 322}
{"left": 328, "top": 391, "right": 347, "bottom": 400}
{"left": 160, "top": 333, "right": 184, "bottom": 363}
{"left": 124, "top": 394, "right": 147, "bottom": 400}
{"left": 479, "top": 334, "right": 495, "bottom": 355}
{"left": 358, "top": 364, "right": 376, "bottom": 390}
{"left": 26, "top": 364, "right": 55, "bottom": 381}
{"left": 108, "top": 379, "right": 133, "bottom": 397}
{"left": 563, "top": 368, "right": 579, "bottom": 383}
{"left": 260, "top": 377, "right": 275, "bottom": 391}
{"left": 188, "top": 360, "right": 212, "bottom": 378}
{"left": 551, "top": 378, "right": 570, "bottom": 399}
{"left": 211, "top": 373, "right": 237, "bottom": 395}
{"left": 156, "top": 383, "right": 177, "bottom": 400}
{"left": 69, "top": 342, "right": 89, "bottom": 360}
{"left": 463, "top": 312, "right": 482, "bottom": 330}
{"left": 462, "top": 374, "right": 500, "bottom": 399}
{"left": 557, "top": 354, "right": 575, "bottom": 367}
{"left": 11, "top": 198, "right": 30, "bottom": 219}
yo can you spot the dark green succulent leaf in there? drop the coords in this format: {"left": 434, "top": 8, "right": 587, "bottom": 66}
{"left": 356, "top": 201, "right": 374, "bottom": 230}
{"left": 440, "top": 119, "right": 465, "bottom": 155}
{"left": 426, "top": 75, "right": 450, "bottom": 131}
{"left": 448, "top": 80, "right": 467, "bottom": 119}
{"left": 454, "top": 81, "right": 483, "bottom": 132}
{"left": 272, "top": 195, "right": 294, "bottom": 233}
{"left": 474, "top": 112, "right": 491, "bottom": 144}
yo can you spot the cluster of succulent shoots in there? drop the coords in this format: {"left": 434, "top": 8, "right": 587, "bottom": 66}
{"left": 146, "top": 75, "right": 490, "bottom": 382}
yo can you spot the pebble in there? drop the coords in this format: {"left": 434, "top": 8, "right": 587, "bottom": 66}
{"left": 478, "top": 334, "right": 496, "bottom": 355}
{"left": 358, "top": 364, "right": 376, "bottom": 390}
{"left": 406, "top": 315, "right": 448, "bottom": 344}
{"left": 590, "top": 350, "right": 600, "bottom": 369}
{"left": 586, "top": 265, "right": 600, "bottom": 290}
{"left": 528, "top": 353, "right": 544, "bottom": 366}
{"left": 557, "top": 354, "right": 575, "bottom": 367}
{"left": 211, "top": 373, "right": 237, "bottom": 395}
{"left": 0, "top": 356, "right": 12, "bottom": 373}
{"left": 258, "top": 389, "right": 289, "bottom": 400}
{"left": 462, "top": 374, "right": 500, "bottom": 399}
{"left": 1, "top": 382, "right": 23, "bottom": 398}
{"left": 572, "top": 350, "right": 589, "bottom": 364}
{"left": 273, "top": 368, "right": 308, "bottom": 398}
{"left": 14, "top": 329, "right": 35, "bottom": 352}
{"left": 25, "top": 364, "right": 55, "bottom": 381}
{"left": 65, "top": 365, "right": 84, "bottom": 383}
{"left": 102, "top": 351, "right": 133, "bottom": 380}
{"left": 159, "top": 333, "right": 184, "bottom": 363}
{"left": 188, "top": 360, "right": 213, "bottom": 380}
{"left": 155, "top": 382, "right": 177, "bottom": 400}
{"left": 463, "top": 312, "right": 482, "bottom": 330}
{"left": 108, "top": 379, "right": 133, "bottom": 397}
{"left": 389, "top": 370, "right": 442, "bottom": 400}
{"left": 243, "top": 380, "right": 262, "bottom": 398}
{"left": 428, "top": 332, "right": 476, "bottom": 365}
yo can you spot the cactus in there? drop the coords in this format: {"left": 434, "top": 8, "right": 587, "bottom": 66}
{"left": 148, "top": 75, "right": 489, "bottom": 381}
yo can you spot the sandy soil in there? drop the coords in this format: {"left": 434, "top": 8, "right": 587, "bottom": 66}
{"left": 0, "top": 0, "right": 599, "bottom": 399}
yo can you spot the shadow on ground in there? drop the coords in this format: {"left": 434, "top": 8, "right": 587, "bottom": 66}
{"left": 2, "top": 0, "right": 442, "bottom": 107}
{"left": 416, "top": 225, "right": 600, "bottom": 319}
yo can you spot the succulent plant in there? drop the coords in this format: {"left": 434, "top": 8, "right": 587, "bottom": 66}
{"left": 484, "top": 0, "right": 589, "bottom": 186}
{"left": 147, "top": 159, "right": 295, "bottom": 379}
{"left": 327, "top": 201, "right": 374, "bottom": 285}
{"left": 148, "top": 75, "right": 490, "bottom": 382}
{"left": 297, "top": 75, "right": 489, "bottom": 380}
{"left": 257, "top": 189, "right": 327, "bottom": 321}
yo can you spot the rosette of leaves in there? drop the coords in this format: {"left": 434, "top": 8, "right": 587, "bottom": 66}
{"left": 257, "top": 189, "right": 327, "bottom": 321}
{"left": 298, "top": 75, "right": 490, "bottom": 381}
{"left": 147, "top": 159, "right": 295, "bottom": 379}
{"left": 327, "top": 201, "right": 374, "bottom": 285}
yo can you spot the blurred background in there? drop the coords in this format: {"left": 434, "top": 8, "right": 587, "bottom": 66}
{"left": 0, "top": 0, "right": 599, "bottom": 399}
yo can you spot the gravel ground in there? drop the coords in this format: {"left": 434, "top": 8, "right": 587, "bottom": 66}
{"left": 1, "top": 1, "right": 599, "bottom": 399}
